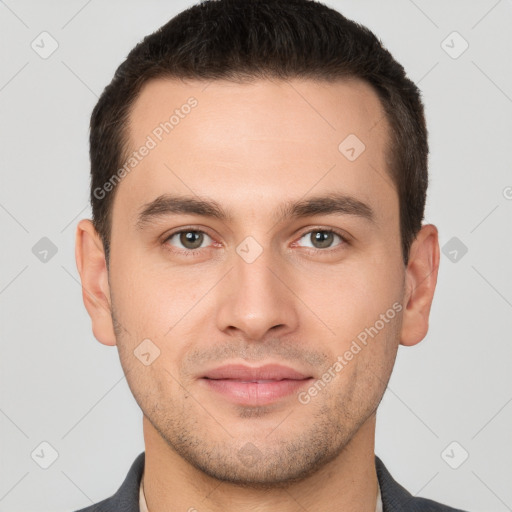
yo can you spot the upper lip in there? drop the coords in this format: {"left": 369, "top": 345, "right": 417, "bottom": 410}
{"left": 202, "top": 364, "right": 311, "bottom": 381}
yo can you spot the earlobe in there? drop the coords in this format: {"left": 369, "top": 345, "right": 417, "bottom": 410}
{"left": 400, "top": 224, "right": 440, "bottom": 347}
{"left": 75, "top": 219, "right": 117, "bottom": 346}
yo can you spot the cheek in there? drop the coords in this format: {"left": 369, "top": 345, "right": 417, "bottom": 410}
{"left": 109, "top": 252, "right": 178, "bottom": 334}
{"left": 109, "top": 257, "right": 210, "bottom": 382}
{"left": 331, "top": 306, "right": 401, "bottom": 405}
{"left": 298, "top": 258, "right": 402, "bottom": 336}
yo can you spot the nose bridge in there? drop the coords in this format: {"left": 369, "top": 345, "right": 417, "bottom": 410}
{"left": 215, "top": 238, "right": 298, "bottom": 340}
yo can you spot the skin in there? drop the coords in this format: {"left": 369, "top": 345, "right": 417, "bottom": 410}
{"left": 75, "top": 77, "right": 439, "bottom": 512}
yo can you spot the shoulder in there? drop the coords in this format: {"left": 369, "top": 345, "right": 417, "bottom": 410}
{"left": 73, "top": 496, "right": 112, "bottom": 512}
{"left": 375, "top": 455, "right": 469, "bottom": 512}
{"left": 71, "top": 452, "right": 145, "bottom": 512}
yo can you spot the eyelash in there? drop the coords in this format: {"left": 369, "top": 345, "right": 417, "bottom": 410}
{"left": 162, "top": 227, "right": 349, "bottom": 257}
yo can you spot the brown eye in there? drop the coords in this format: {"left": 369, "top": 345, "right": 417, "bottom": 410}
{"left": 166, "top": 230, "right": 212, "bottom": 251}
{"left": 297, "top": 229, "right": 345, "bottom": 250}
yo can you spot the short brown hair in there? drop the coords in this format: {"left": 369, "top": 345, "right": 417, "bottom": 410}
{"left": 89, "top": 0, "right": 428, "bottom": 266}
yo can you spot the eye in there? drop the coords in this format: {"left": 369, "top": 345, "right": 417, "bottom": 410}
{"left": 295, "top": 229, "right": 347, "bottom": 250}
{"left": 164, "top": 229, "right": 213, "bottom": 252}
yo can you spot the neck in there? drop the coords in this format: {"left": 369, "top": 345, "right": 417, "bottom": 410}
{"left": 142, "top": 413, "right": 379, "bottom": 512}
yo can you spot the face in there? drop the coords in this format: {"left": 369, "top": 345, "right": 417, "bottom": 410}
{"left": 96, "top": 77, "right": 408, "bottom": 485}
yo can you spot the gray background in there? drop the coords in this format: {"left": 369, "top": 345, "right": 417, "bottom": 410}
{"left": 1, "top": 1, "right": 511, "bottom": 511}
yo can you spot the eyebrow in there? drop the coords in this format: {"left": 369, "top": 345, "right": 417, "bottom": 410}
{"left": 135, "top": 192, "right": 375, "bottom": 229}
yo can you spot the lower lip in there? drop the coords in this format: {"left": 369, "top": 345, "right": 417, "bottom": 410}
{"left": 201, "top": 378, "right": 313, "bottom": 406}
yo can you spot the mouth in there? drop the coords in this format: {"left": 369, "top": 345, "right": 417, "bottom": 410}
{"left": 200, "top": 364, "right": 314, "bottom": 406}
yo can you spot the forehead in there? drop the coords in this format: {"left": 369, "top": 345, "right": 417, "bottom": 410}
{"left": 116, "top": 77, "right": 395, "bottom": 227}
{"left": 128, "top": 76, "right": 388, "bottom": 151}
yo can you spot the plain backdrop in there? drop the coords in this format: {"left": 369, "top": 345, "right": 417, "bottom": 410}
{"left": 0, "top": 1, "right": 511, "bottom": 511}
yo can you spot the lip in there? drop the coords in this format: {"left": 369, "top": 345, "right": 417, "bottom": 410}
{"left": 203, "top": 363, "right": 310, "bottom": 381}
{"left": 200, "top": 364, "right": 313, "bottom": 406}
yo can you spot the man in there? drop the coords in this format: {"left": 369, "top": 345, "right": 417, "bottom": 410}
{"left": 73, "top": 0, "right": 468, "bottom": 510}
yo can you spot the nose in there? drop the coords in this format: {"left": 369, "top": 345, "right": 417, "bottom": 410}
{"left": 215, "top": 245, "right": 299, "bottom": 341}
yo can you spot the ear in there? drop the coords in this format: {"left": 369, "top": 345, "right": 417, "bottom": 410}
{"left": 400, "top": 224, "right": 440, "bottom": 347}
{"left": 75, "top": 219, "right": 117, "bottom": 346}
